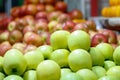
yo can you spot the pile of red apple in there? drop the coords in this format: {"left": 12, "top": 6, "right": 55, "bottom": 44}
{"left": 0, "top": 0, "right": 120, "bottom": 80}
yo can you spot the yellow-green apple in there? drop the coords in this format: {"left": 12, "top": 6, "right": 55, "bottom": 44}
{"left": 36, "top": 60, "right": 61, "bottom": 80}
{"left": 50, "top": 30, "right": 70, "bottom": 50}
{"left": 0, "top": 30, "right": 9, "bottom": 43}
{"left": 57, "top": 13, "right": 71, "bottom": 23}
{"left": 24, "top": 49, "right": 44, "bottom": 70}
{"left": 113, "top": 46, "right": 120, "bottom": 65}
{"left": 7, "top": 21, "right": 17, "bottom": 32}
{"left": 45, "top": 4, "right": 55, "bottom": 13}
{"left": 3, "top": 49, "right": 27, "bottom": 75}
{"left": 89, "top": 47, "right": 105, "bottom": 66}
{"left": 98, "top": 75, "right": 119, "bottom": 80}
{"left": 73, "top": 23, "right": 89, "bottom": 33}
{"left": 36, "top": 45, "right": 53, "bottom": 59}
{"left": 68, "top": 30, "right": 91, "bottom": 51}
{"left": 4, "top": 75, "right": 23, "bottom": 80}
{"left": 91, "top": 33, "right": 108, "bottom": 47}
{"left": 62, "top": 20, "right": 76, "bottom": 32}
{"left": 0, "top": 56, "right": 3, "bottom": 72}
{"left": 68, "top": 49, "right": 92, "bottom": 72}
{"left": 61, "top": 68, "right": 72, "bottom": 77}
{"left": 50, "top": 49, "right": 70, "bottom": 67}
{"left": 23, "top": 70, "right": 37, "bottom": 80}
{"left": 106, "top": 66, "right": 120, "bottom": 79}
{"left": 12, "top": 42, "right": 26, "bottom": 53}
{"left": 76, "top": 69, "right": 98, "bottom": 80}
{"left": 23, "top": 44, "right": 37, "bottom": 53}
{"left": 55, "top": 1, "right": 67, "bottom": 12}
{"left": 68, "top": 9, "right": 83, "bottom": 20}
{"left": 8, "top": 29, "right": 23, "bottom": 44}
{"left": 23, "top": 32, "right": 44, "bottom": 47}
{"left": 92, "top": 66, "right": 106, "bottom": 78}
{"left": 0, "top": 72, "right": 5, "bottom": 80}
{"left": 98, "top": 29, "right": 117, "bottom": 44}
{"left": 104, "top": 60, "right": 116, "bottom": 70}
{"left": 48, "top": 20, "right": 59, "bottom": 33}
{"left": 96, "top": 43, "right": 114, "bottom": 60}
{"left": 0, "top": 41, "right": 12, "bottom": 56}
{"left": 60, "top": 72, "right": 83, "bottom": 80}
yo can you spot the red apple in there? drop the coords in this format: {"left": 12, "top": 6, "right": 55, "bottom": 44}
{"left": 53, "top": 23, "right": 63, "bottom": 32}
{"left": 23, "top": 44, "right": 37, "bottom": 53}
{"left": 0, "top": 41, "right": 12, "bottom": 56}
{"left": 69, "top": 9, "right": 83, "bottom": 20}
{"left": 2, "top": 17, "right": 13, "bottom": 29}
{"left": 39, "top": 31, "right": 51, "bottom": 45}
{"left": 85, "top": 20, "right": 97, "bottom": 31}
{"left": 57, "top": 13, "right": 71, "bottom": 23}
{"left": 45, "top": 0, "right": 55, "bottom": 5}
{"left": 12, "top": 42, "right": 26, "bottom": 53}
{"left": 9, "top": 30, "right": 23, "bottom": 44}
{"left": 23, "top": 32, "right": 44, "bottom": 47}
{"left": 35, "top": 21, "right": 48, "bottom": 34}
{"left": 73, "top": 23, "right": 89, "bottom": 33}
{"left": 10, "top": 7, "right": 21, "bottom": 18}
{"left": 23, "top": 25, "right": 35, "bottom": 34}
{"left": 98, "top": 29, "right": 117, "bottom": 44}
{"left": 35, "top": 11, "right": 48, "bottom": 20}
{"left": 35, "top": 18, "right": 48, "bottom": 24}
{"left": 91, "top": 33, "right": 108, "bottom": 47}
{"left": 23, "top": 15, "right": 35, "bottom": 25}
{"left": 25, "top": 0, "right": 39, "bottom": 4}
{"left": 19, "top": 5, "right": 27, "bottom": 17}
{"left": 47, "top": 11, "right": 62, "bottom": 21}
{"left": 26, "top": 4, "right": 37, "bottom": 16}
{"left": 55, "top": 1, "right": 67, "bottom": 12}
{"left": 62, "top": 20, "right": 76, "bottom": 32}
{"left": 36, "top": 4, "right": 45, "bottom": 12}
{"left": 45, "top": 4, "right": 55, "bottom": 13}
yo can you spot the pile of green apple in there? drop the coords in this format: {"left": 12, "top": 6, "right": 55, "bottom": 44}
{"left": 0, "top": 29, "right": 120, "bottom": 80}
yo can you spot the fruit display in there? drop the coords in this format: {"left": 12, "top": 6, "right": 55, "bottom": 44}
{"left": 0, "top": 0, "right": 120, "bottom": 80}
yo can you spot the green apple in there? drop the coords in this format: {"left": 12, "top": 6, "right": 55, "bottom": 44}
{"left": 68, "top": 30, "right": 91, "bottom": 51}
{"left": 24, "top": 49, "right": 44, "bottom": 70}
{"left": 50, "top": 49, "right": 70, "bottom": 67}
{"left": 0, "top": 56, "right": 3, "bottom": 72}
{"left": 0, "top": 72, "right": 5, "bottom": 80}
{"left": 104, "top": 60, "right": 116, "bottom": 70}
{"left": 113, "top": 46, "right": 120, "bottom": 65}
{"left": 23, "top": 70, "right": 37, "bottom": 80}
{"left": 60, "top": 72, "right": 83, "bottom": 80}
{"left": 106, "top": 66, "right": 120, "bottom": 79}
{"left": 36, "top": 45, "right": 53, "bottom": 59}
{"left": 48, "top": 21, "right": 59, "bottom": 33}
{"left": 76, "top": 69, "right": 98, "bottom": 80}
{"left": 50, "top": 30, "right": 70, "bottom": 50}
{"left": 61, "top": 68, "right": 72, "bottom": 77}
{"left": 96, "top": 43, "right": 114, "bottom": 60}
{"left": 3, "top": 49, "right": 27, "bottom": 75}
{"left": 4, "top": 75, "right": 23, "bottom": 80}
{"left": 98, "top": 75, "right": 119, "bottom": 80}
{"left": 92, "top": 66, "right": 106, "bottom": 78}
{"left": 68, "top": 49, "right": 92, "bottom": 72}
{"left": 36, "top": 60, "right": 61, "bottom": 80}
{"left": 89, "top": 47, "right": 105, "bottom": 66}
